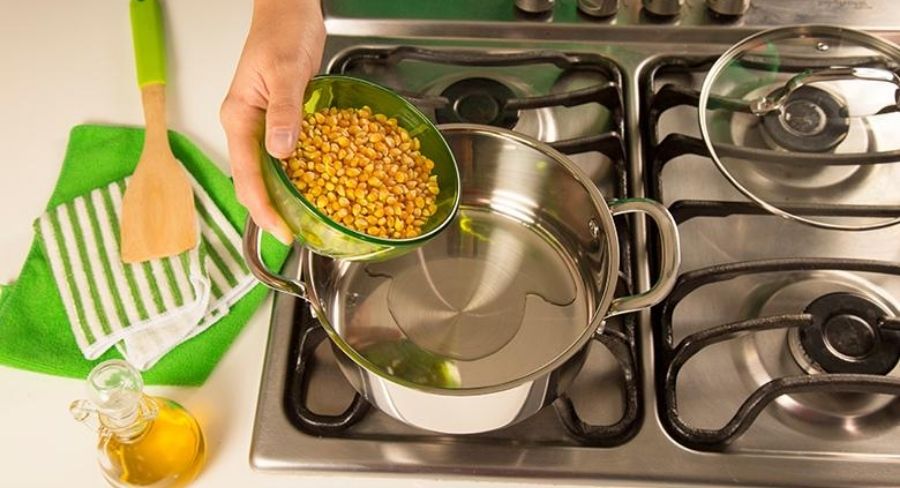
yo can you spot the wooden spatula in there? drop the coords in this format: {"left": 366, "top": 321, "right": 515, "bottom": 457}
{"left": 120, "top": 0, "right": 197, "bottom": 263}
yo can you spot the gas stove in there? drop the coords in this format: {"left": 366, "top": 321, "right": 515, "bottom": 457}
{"left": 251, "top": 1, "right": 900, "bottom": 485}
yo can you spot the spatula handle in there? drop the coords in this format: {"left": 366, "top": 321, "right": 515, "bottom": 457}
{"left": 130, "top": 0, "right": 167, "bottom": 87}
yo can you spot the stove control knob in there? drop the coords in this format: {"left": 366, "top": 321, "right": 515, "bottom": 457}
{"left": 642, "top": 0, "right": 684, "bottom": 16}
{"left": 706, "top": 0, "right": 750, "bottom": 15}
{"left": 578, "top": 0, "right": 619, "bottom": 18}
{"left": 515, "top": 0, "right": 556, "bottom": 14}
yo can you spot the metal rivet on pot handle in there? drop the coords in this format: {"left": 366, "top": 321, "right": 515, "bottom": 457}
{"left": 607, "top": 198, "right": 681, "bottom": 316}
{"left": 243, "top": 219, "right": 309, "bottom": 300}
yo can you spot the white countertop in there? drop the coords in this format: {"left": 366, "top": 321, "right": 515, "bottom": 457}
{"left": 0, "top": 1, "right": 583, "bottom": 486}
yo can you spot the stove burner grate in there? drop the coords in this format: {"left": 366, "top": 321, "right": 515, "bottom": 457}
{"left": 644, "top": 57, "right": 900, "bottom": 451}
{"left": 554, "top": 322, "right": 640, "bottom": 446}
{"left": 278, "top": 47, "right": 639, "bottom": 446}
{"left": 285, "top": 321, "right": 370, "bottom": 436}
{"left": 655, "top": 258, "right": 900, "bottom": 450}
{"left": 331, "top": 46, "right": 626, "bottom": 162}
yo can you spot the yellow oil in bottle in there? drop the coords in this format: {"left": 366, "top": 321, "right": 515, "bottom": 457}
{"left": 71, "top": 360, "right": 207, "bottom": 488}
{"left": 101, "top": 397, "right": 206, "bottom": 487}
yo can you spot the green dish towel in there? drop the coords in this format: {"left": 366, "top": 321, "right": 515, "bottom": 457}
{"left": 36, "top": 176, "right": 254, "bottom": 371}
{"left": 0, "top": 124, "right": 289, "bottom": 385}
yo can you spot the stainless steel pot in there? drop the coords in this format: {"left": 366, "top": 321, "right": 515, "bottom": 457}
{"left": 245, "top": 124, "right": 680, "bottom": 434}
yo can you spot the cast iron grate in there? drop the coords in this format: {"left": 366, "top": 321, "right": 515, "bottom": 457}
{"left": 331, "top": 46, "right": 629, "bottom": 196}
{"left": 280, "top": 47, "right": 640, "bottom": 446}
{"left": 655, "top": 257, "right": 900, "bottom": 450}
{"left": 643, "top": 56, "right": 900, "bottom": 451}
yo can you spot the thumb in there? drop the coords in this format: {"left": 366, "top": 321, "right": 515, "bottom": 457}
{"left": 265, "top": 74, "right": 305, "bottom": 159}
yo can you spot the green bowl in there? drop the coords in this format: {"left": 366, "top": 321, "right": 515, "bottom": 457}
{"left": 263, "top": 75, "right": 461, "bottom": 261}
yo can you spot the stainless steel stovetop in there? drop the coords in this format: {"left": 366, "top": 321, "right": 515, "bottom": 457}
{"left": 251, "top": 1, "right": 900, "bottom": 485}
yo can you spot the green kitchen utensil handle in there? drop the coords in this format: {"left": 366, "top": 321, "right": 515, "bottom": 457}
{"left": 130, "top": 0, "right": 167, "bottom": 86}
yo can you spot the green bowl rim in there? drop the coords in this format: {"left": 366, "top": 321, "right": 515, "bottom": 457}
{"left": 268, "top": 74, "right": 461, "bottom": 247}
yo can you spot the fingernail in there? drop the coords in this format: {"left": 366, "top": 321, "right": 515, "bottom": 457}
{"left": 269, "top": 128, "right": 296, "bottom": 157}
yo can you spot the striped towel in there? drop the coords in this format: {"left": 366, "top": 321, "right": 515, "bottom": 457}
{"left": 35, "top": 178, "right": 253, "bottom": 370}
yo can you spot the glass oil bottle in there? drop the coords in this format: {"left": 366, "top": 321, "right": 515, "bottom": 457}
{"left": 70, "top": 360, "right": 206, "bottom": 487}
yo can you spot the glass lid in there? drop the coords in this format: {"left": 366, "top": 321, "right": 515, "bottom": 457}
{"left": 698, "top": 25, "right": 900, "bottom": 231}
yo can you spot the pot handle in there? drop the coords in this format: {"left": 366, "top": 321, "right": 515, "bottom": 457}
{"left": 607, "top": 198, "right": 681, "bottom": 317}
{"left": 243, "top": 219, "right": 309, "bottom": 300}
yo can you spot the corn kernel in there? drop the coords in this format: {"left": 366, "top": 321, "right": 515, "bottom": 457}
{"left": 280, "top": 106, "right": 440, "bottom": 238}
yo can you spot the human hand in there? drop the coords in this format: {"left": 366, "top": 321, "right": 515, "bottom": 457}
{"left": 220, "top": 0, "right": 325, "bottom": 244}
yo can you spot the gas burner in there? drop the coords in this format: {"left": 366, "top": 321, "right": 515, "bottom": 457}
{"left": 792, "top": 292, "right": 900, "bottom": 375}
{"left": 760, "top": 86, "right": 850, "bottom": 153}
{"left": 435, "top": 77, "right": 520, "bottom": 129}
{"left": 735, "top": 273, "right": 900, "bottom": 410}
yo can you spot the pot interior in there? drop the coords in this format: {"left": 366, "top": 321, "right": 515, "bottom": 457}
{"left": 306, "top": 124, "right": 618, "bottom": 391}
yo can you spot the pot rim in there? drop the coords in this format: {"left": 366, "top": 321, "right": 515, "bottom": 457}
{"left": 302, "top": 123, "right": 622, "bottom": 396}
